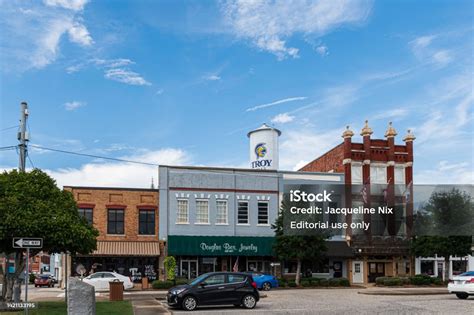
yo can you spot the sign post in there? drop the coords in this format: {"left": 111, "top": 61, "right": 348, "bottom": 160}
{"left": 13, "top": 238, "right": 43, "bottom": 315}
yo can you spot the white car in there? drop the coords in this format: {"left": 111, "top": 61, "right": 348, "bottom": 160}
{"left": 83, "top": 271, "right": 134, "bottom": 291}
{"left": 448, "top": 271, "right": 474, "bottom": 299}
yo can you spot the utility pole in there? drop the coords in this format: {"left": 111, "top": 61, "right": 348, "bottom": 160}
{"left": 18, "top": 102, "right": 29, "bottom": 172}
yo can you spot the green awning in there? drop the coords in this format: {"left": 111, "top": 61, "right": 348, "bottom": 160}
{"left": 167, "top": 235, "right": 275, "bottom": 256}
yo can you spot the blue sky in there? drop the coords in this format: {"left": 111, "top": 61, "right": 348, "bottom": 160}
{"left": 0, "top": 0, "right": 472, "bottom": 187}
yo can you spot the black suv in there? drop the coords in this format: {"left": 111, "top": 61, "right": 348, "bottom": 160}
{"left": 167, "top": 272, "right": 260, "bottom": 311}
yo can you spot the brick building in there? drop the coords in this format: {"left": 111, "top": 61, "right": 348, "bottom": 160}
{"left": 299, "top": 121, "right": 416, "bottom": 284}
{"left": 63, "top": 186, "right": 162, "bottom": 283}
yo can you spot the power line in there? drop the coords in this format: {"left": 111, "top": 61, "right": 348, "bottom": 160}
{"left": 27, "top": 154, "right": 35, "bottom": 169}
{"left": 0, "top": 125, "right": 19, "bottom": 132}
{"left": 0, "top": 145, "right": 17, "bottom": 151}
{"left": 29, "top": 144, "right": 160, "bottom": 166}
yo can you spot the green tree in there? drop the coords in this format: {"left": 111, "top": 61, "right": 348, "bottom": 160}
{"left": 0, "top": 169, "right": 99, "bottom": 302}
{"left": 272, "top": 200, "right": 328, "bottom": 286}
{"left": 411, "top": 188, "right": 473, "bottom": 281}
{"left": 163, "top": 256, "right": 176, "bottom": 282}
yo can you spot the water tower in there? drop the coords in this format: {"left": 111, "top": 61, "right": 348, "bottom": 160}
{"left": 247, "top": 123, "right": 281, "bottom": 170}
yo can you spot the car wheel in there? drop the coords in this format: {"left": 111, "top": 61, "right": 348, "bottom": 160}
{"left": 182, "top": 295, "right": 198, "bottom": 311}
{"left": 455, "top": 293, "right": 469, "bottom": 299}
{"left": 262, "top": 282, "right": 272, "bottom": 291}
{"left": 241, "top": 294, "right": 257, "bottom": 309}
{"left": 34, "top": 285, "right": 37, "bottom": 288}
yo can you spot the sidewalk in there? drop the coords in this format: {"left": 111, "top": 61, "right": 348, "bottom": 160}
{"left": 128, "top": 293, "right": 170, "bottom": 315}
{"left": 358, "top": 286, "right": 449, "bottom": 295}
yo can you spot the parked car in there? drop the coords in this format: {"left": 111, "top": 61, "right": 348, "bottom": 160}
{"left": 246, "top": 272, "right": 279, "bottom": 291}
{"left": 448, "top": 271, "right": 474, "bottom": 299}
{"left": 82, "top": 271, "right": 134, "bottom": 291}
{"left": 167, "top": 272, "right": 260, "bottom": 311}
{"left": 34, "top": 275, "right": 54, "bottom": 288}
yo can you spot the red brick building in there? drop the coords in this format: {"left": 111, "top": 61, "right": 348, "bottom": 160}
{"left": 63, "top": 186, "right": 162, "bottom": 283}
{"left": 300, "top": 121, "right": 416, "bottom": 284}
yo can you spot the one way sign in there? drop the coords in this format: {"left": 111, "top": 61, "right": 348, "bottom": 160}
{"left": 12, "top": 237, "right": 43, "bottom": 249}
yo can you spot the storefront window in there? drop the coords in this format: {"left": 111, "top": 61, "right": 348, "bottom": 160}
{"left": 216, "top": 200, "right": 228, "bottom": 224}
{"left": 258, "top": 201, "right": 269, "bottom": 225}
{"left": 107, "top": 209, "right": 124, "bottom": 234}
{"left": 139, "top": 209, "right": 155, "bottom": 235}
{"left": 177, "top": 199, "right": 189, "bottom": 223}
{"left": 452, "top": 260, "right": 467, "bottom": 276}
{"left": 196, "top": 200, "right": 209, "bottom": 224}
{"left": 420, "top": 261, "right": 434, "bottom": 275}
{"left": 237, "top": 201, "right": 249, "bottom": 224}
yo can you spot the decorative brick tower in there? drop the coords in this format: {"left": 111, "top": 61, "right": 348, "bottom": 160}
{"left": 299, "top": 121, "right": 415, "bottom": 283}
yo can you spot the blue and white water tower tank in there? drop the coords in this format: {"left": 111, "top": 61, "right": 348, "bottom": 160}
{"left": 247, "top": 123, "right": 281, "bottom": 170}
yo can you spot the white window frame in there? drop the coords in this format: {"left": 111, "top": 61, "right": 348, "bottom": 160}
{"left": 195, "top": 199, "right": 210, "bottom": 225}
{"left": 176, "top": 199, "right": 189, "bottom": 224}
{"left": 370, "top": 164, "right": 387, "bottom": 184}
{"left": 395, "top": 165, "right": 405, "bottom": 185}
{"left": 237, "top": 200, "right": 250, "bottom": 225}
{"left": 216, "top": 200, "right": 228, "bottom": 225}
{"left": 351, "top": 162, "right": 363, "bottom": 184}
{"left": 257, "top": 201, "right": 269, "bottom": 226}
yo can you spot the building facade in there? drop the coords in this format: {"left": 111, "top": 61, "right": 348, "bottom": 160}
{"left": 64, "top": 186, "right": 162, "bottom": 283}
{"left": 159, "top": 166, "right": 279, "bottom": 279}
{"left": 299, "top": 121, "right": 416, "bottom": 284}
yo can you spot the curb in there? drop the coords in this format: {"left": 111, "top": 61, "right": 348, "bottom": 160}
{"left": 358, "top": 290, "right": 449, "bottom": 296}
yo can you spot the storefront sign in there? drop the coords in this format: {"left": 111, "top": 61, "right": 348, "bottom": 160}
{"left": 168, "top": 235, "right": 275, "bottom": 256}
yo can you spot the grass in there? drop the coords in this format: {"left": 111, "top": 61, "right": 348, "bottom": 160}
{"left": 0, "top": 301, "right": 133, "bottom": 315}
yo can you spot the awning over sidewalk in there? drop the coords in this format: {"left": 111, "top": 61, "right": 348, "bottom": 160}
{"left": 168, "top": 235, "right": 275, "bottom": 256}
{"left": 88, "top": 241, "right": 160, "bottom": 256}
{"left": 326, "top": 241, "right": 354, "bottom": 258}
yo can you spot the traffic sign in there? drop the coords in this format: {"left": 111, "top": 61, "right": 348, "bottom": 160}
{"left": 12, "top": 238, "right": 43, "bottom": 249}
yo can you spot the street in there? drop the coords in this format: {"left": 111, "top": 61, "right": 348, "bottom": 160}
{"left": 165, "top": 289, "right": 472, "bottom": 315}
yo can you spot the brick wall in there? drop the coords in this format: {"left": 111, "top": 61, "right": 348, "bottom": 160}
{"left": 64, "top": 187, "right": 159, "bottom": 242}
{"left": 299, "top": 142, "right": 345, "bottom": 172}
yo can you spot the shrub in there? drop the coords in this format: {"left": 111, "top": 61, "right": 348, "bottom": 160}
{"left": 328, "top": 278, "right": 340, "bottom": 287}
{"left": 383, "top": 278, "right": 402, "bottom": 286}
{"left": 376, "top": 277, "right": 390, "bottom": 286}
{"left": 432, "top": 277, "right": 443, "bottom": 285}
{"left": 318, "top": 279, "right": 329, "bottom": 286}
{"left": 287, "top": 280, "right": 297, "bottom": 287}
{"left": 151, "top": 280, "right": 174, "bottom": 289}
{"left": 337, "top": 278, "right": 350, "bottom": 287}
{"left": 175, "top": 278, "right": 188, "bottom": 285}
{"left": 310, "top": 278, "right": 321, "bottom": 286}
{"left": 301, "top": 280, "right": 312, "bottom": 287}
{"left": 29, "top": 273, "right": 36, "bottom": 284}
{"left": 400, "top": 277, "right": 410, "bottom": 285}
{"left": 409, "top": 275, "right": 432, "bottom": 285}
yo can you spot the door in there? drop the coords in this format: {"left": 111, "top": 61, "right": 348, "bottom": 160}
{"left": 368, "top": 262, "right": 385, "bottom": 283}
{"left": 226, "top": 273, "right": 248, "bottom": 304}
{"left": 181, "top": 260, "right": 198, "bottom": 280}
{"left": 352, "top": 261, "right": 364, "bottom": 284}
{"left": 101, "top": 272, "right": 116, "bottom": 290}
{"left": 196, "top": 274, "right": 227, "bottom": 305}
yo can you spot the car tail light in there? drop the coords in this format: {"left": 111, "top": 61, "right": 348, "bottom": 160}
{"left": 466, "top": 278, "right": 474, "bottom": 283}
{"left": 251, "top": 281, "right": 257, "bottom": 289}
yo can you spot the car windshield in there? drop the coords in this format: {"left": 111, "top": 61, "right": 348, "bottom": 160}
{"left": 189, "top": 274, "right": 208, "bottom": 286}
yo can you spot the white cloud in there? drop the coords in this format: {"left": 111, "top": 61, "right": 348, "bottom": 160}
{"left": 104, "top": 68, "right": 151, "bottom": 86}
{"left": 67, "top": 21, "right": 93, "bottom": 46}
{"left": 203, "top": 74, "right": 221, "bottom": 81}
{"left": 410, "top": 34, "right": 453, "bottom": 67}
{"left": 221, "top": 0, "right": 372, "bottom": 59}
{"left": 415, "top": 160, "right": 473, "bottom": 184}
{"left": 92, "top": 58, "right": 134, "bottom": 68}
{"left": 371, "top": 108, "right": 409, "bottom": 121}
{"left": 43, "top": 0, "right": 89, "bottom": 11}
{"left": 246, "top": 96, "right": 307, "bottom": 112}
{"left": 315, "top": 45, "right": 329, "bottom": 56}
{"left": 44, "top": 148, "right": 191, "bottom": 188}
{"left": 0, "top": 1, "right": 93, "bottom": 71}
{"left": 271, "top": 113, "right": 295, "bottom": 124}
{"left": 279, "top": 127, "right": 342, "bottom": 171}
{"left": 64, "top": 101, "right": 86, "bottom": 111}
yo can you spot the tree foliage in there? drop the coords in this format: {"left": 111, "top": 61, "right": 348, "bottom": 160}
{"left": 272, "top": 199, "right": 328, "bottom": 285}
{"left": 0, "top": 169, "right": 99, "bottom": 301}
{"left": 164, "top": 256, "right": 176, "bottom": 281}
{"left": 411, "top": 188, "right": 473, "bottom": 280}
